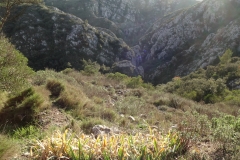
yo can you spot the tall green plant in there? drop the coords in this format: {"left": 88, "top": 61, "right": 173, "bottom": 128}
{"left": 0, "top": 36, "right": 33, "bottom": 94}
{"left": 219, "top": 49, "right": 233, "bottom": 64}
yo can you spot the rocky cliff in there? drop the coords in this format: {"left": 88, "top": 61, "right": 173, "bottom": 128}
{"left": 43, "top": 0, "right": 198, "bottom": 45}
{"left": 3, "top": 0, "right": 240, "bottom": 85}
{"left": 3, "top": 4, "right": 135, "bottom": 72}
{"left": 138, "top": 0, "right": 240, "bottom": 84}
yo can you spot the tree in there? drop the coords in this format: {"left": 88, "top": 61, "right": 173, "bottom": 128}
{"left": 0, "top": 0, "right": 42, "bottom": 30}
{"left": 0, "top": 35, "right": 34, "bottom": 94}
{"left": 220, "top": 49, "right": 233, "bottom": 64}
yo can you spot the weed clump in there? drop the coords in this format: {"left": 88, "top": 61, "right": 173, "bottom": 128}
{"left": 0, "top": 135, "right": 19, "bottom": 159}
{"left": 0, "top": 87, "right": 43, "bottom": 125}
{"left": 46, "top": 79, "right": 65, "bottom": 97}
{"left": 32, "top": 129, "right": 189, "bottom": 160}
{"left": 80, "top": 118, "right": 105, "bottom": 134}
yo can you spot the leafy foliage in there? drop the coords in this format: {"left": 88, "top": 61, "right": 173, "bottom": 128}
{"left": 219, "top": 49, "right": 233, "bottom": 64}
{"left": 163, "top": 50, "right": 240, "bottom": 104}
{"left": 107, "top": 72, "right": 153, "bottom": 89}
{"left": 0, "top": 35, "right": 33, "bottom": 94}
{"left": 212, "top": 115, "right": 240, "bottom": 155}
{"left": 81, "top": 59, "right": 100, "bottom": 76}
{"left": 12, "top": 125, "right": 40, "bottom": 139}
{"left": 0, "top": 87, "right": 43, "bottom": 125}
{"left": 0, "top": 134, "right": 19, "bottom": 159}
{"left": 46, "top": 79, "right": 65, "bottom": 97}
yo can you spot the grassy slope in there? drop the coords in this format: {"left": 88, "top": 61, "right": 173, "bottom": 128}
{"left": 0, "top": 37, "right": 239, "bottom": 159}
{"left": 0, "top": 68, "right": 239, "bottom": 159}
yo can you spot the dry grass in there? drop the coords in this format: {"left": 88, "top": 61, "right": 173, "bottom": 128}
{"left": 5, "top": 69, "right": 238, "bottom": 159}
{"left": 0, "top": 91, "right": 7, "bottom": 110}
{"left": 31, "top": 129, "right": 189, "bottom": 160}
{"left": 46, "top": 79, "right": 65, "bottom": 97}
{"left": 33, "top": 85, "right": 51, "bottom": 110}
{"left": 0, "top": 134, "right": 20, "bottom": 159}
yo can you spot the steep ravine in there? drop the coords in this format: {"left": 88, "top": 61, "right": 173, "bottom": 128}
{"left": 137, "top": 0, "right": 240, "bottom": 84}
{"left": 43, "top": 0, "right": 198, "bottom": 46}
{"left": 3, "top": 0, "right": 240, "bottom": 85}
{"left": 3, "top": 4, "right": 135, "bottom": 73}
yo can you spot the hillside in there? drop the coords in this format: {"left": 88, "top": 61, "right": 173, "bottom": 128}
{"left": 43, "top": 0, "right": 198, "bottom": 45}
{"left": 3, "top": 4, "right": 136, "bottom": 73}
{"left": 0, "top": 34, "right": 240, "bottom": 159}
{"left": 2, "top": 0, "right": 240, "bottom": 86}
{"left": 0, "top": 0, "right": 240, "bottom": 159}
{"left": 139, "top": 0, "right": 240, "bottom": 84}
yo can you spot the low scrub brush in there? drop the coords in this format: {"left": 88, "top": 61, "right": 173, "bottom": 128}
{"left": 31, "top": 129, "right": 189, "bottom": 159}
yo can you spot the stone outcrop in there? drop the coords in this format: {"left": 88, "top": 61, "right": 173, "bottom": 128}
{"left": 3, "top": 0, "right": 240, "bottom": 85}
{"left": 43, "top": 0, "right": 198, "bottom": 45}
{"left": 91, "top": 125, "right": 120, "bottom": 138}
{"left": 138, "top": 0, "right": 240, "bottom": 84}
{"left": 3, "top": 4, "right": 134, "bottom": 71}
{"left": 112, "top": 60, "right": 137, "bottom": 77}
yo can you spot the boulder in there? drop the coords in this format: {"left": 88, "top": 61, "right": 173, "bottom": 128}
{"left": 112, "top": 60, "right": 137, "bottom": 77}
{"left": 91, "top": 125, "right": 120, "bottom": 138}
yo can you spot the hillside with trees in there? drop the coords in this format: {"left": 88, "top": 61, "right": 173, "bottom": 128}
{"left": 0, "top": 0, "right": 240, "bottom": 159}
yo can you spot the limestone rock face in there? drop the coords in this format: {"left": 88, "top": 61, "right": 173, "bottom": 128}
{"left": 112, "top": 60, "right": 137, "bottom": 77}
{"left": 3, "top": 0, "right": 240, "bottom": 84}
{"left": 3, "top": 5, "right": 134, "bottom": 71}
{"left": 44, "top": 0, "right": 198, "bottom": 45}
{"left": 138, "top": 0, "right": 240, "bottom": 84}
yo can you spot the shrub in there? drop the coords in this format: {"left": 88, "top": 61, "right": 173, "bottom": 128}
{"left": 55, "top": 91, "right": 80, "bottom": 109}
{"left": 219, "top": 49, "right": 233, "bottom": 64}
{"left": 153, "top": 97, "right": 170, "bottom": 107}
{"left": 32, "top": 129, "right": 190, "bottom": 160}
{"left": 126, "top": 76, "right": 143, "bottom": 88}
{"left": 0, "top": 87, "right": 43, "bottom": 125}
{"left": 100, "top": 109, "right": 117, "bottom": 122}
{"left": 0, "top": 36, "right": 33, "bottom": 94}
{"left": 46, "top": 79, "right": 65, "bottom": 97}
{"left": 107, "top": 72, "right": 129, "bottom": 82}
{"left": 80, "top": 118, "right": 104, "bottom": 134}
{"left": 115, "top": 96, "right": 146, "bottom": 116}
{"left": 12, "top": 125, "right": 40, "bottom": 139}
{"left": 81, "top": 59, "right": 100, "bottom": 75}
{"left": 0, "top": 91, "right": 8, "bottom": 110}
{"left": 0, "top": 135, "right": 19, "bottom": 159}
{"left": 212, "top": 115, "right": 240, "bottom": 156}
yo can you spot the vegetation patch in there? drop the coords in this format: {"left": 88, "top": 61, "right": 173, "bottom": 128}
{"left": 162, "top": 50, "right": 240, "bottom": 104}
{"left": 0, "top": 87, "right": 43, "bottom": 126}
{"left": 32, "top": 129, "right": 189, "bottom": 160}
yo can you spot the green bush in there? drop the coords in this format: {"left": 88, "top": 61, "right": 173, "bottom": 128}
{"left": 81, "top": 59, "right": 100, "bottom": 75}
{"left": 212, "top": 115, "right": 240, "bottom": 155}
{"left": 126, "top": 76, "right": 143, "bottom": 88}
{"left": 0, "top": 135, "right": 19, "bottom": 159}
{"left": 0, "top": 87, "right": 43, "bottom": 125}
{"left": 0, "top": 36, "right": 33, "bottom": 94}
{"left": 107, "top": 72, "right": 129, "bottom": 82}
{"left": 46, "top": 79, "right": 65, "bottom": 97}
{"left": 0, "top": 91, "right": 7, "bottom": 110}
{"left": 163, "top": 49, "right": 240, "bottom": 104}
{"left": 12, "top": 125, "right": 40, "bottom": 139}
{"left": 55, "top": 91, "right": 80, "bottom": 109}
{"left": 219, "top": 49, "right": 233, "bottom": 64}
{"left": 100, "top": 109, "right": 117, "bottom": 122}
